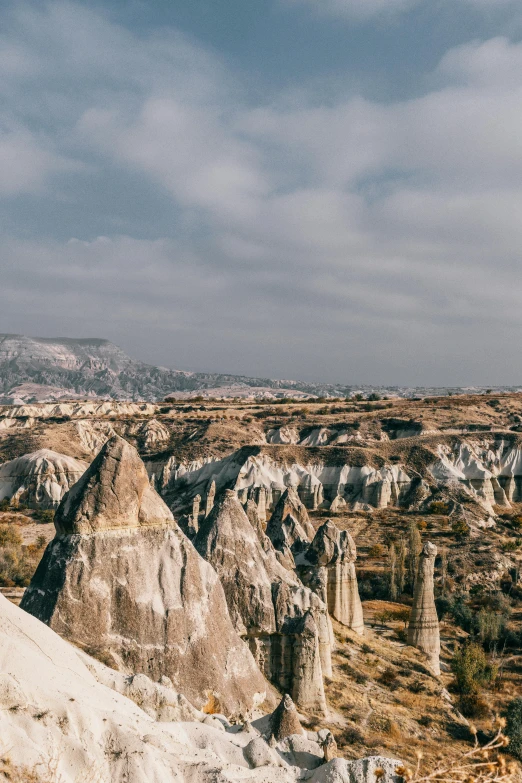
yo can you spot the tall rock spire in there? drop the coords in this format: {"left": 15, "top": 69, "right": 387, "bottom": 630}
{"left": 407, "top": 541, "right": 440, "bottom": 675}
{"left": 305, "top": 520, "right": 364, "bottom": 635}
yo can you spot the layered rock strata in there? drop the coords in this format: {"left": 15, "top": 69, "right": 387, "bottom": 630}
{"left": 407, "top": 541, "right": 441, "bottom": 675}
{"left": 20, "top": 436, "right": 270, "bottom": 714}
{"left": 266, "top": 486, "right": 316, "bottom": 554}
{"left": 303, "top": 520, "right": 364, "bottom": 635}
{"left": 0, "top": 449, "right": 88, "bottom": 509}
{"left": 195, "top": 489, "right": 331, "bottom": 713}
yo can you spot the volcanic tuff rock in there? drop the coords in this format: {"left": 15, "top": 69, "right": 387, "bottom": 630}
{"left": 1, "top": 593, "right": 401, "bottom": 783}
{"left": 267, "top": 486, "right": 316, "bottom": 554}
{"left": 194, "top": 489, "right": 332, "bottom": 711}
{"left": 269, "top": 693, "right": 305, "bottom": 740}
{"left": 0, "top": 449, "right": 88, "bottom": 508}
{"left": 407, "top": 541, "right": 441, "bottom": 676}
{"left": 303, "top": 520, "right": 364, "bottom": 635}
{"left": 21, "top": 436, "right": 270, "bottom": 714}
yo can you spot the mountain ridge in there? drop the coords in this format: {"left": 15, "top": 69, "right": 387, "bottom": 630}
{"left": 0, "top": 333, "right": 520, "bottom": 403}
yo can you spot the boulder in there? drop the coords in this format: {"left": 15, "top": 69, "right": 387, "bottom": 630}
{"left": 269, "top": 693, "right": 305, "bottom": 741}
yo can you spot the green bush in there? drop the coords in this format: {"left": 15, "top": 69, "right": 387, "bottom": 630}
{"left": 0, "top": 527, "right": 47, "bottom": 587}
{"left": 33, "top": 509, "right": 55, "bottom": 524}
{"left": 0, "top": 525, "right": 23, "bottom": 547}
{"left": 506, "top": 697, "right": 522, "bottom": 760}
{"left": 451, "top": 518, "right": 471, "bottom": 539}
{"left": 451, "top": 643, "right": 497, "bottom": 695}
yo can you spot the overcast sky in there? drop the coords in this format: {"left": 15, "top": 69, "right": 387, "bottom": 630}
{"left": 1, "top": 0, "right": 521, "bottom": 386}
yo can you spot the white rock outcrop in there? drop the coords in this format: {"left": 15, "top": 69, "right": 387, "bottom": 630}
{"left": 21, "top": 436, "right": 270, "bottom": 715}
{"left": 0, "top": 449, "right": 88, "bottom": 508}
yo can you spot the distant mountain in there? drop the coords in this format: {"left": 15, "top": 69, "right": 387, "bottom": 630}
{"left": 0, "top": 333, "right": 356, "bottom": 402}
{"left": 0, "top": 334, "right": 518, "bottom": 403}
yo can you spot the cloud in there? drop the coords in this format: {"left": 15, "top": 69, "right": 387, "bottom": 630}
{"left": 283, "top": 0, "right": 518, "bottom": 21}
{"left": 282, "top": 0, "right": 419, "bottom": 21}
{"left": 1, "top": 3, "right": 522, "bottom": 383}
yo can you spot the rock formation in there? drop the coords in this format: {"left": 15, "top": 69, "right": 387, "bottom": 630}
{"left": 267, "top": 486, "right": 316, "bottom": 554}
{"left": 407, "top": 541, "right": 441, "bottom": 675}
{"left": 256, "top": 486, "right": 267, "bottom": 525}
{"left": 21, "top": 436, "right": 270, "bottom": 714}
{"left": 205, "top": 479, "right": 216, "bottom": 517}
{"left": 1, "top": 591, "right": 402, "bottom": 783}
{"left": 0, "top": 449, "right": 88, "bottom": 509}
{"left": 192, "top": 493, "right": 201, "bottom": 530}
{"left": 304, "top": 521, "right": 364, "bottom": 635}
{"left": 195, "top": 489, "right": 331, "bottom": 713}
{"left": 291, "top": 611, "right": 327, "bottom": 715}
{"left": 269, "top": 693, "right": 305, "bottom": 740}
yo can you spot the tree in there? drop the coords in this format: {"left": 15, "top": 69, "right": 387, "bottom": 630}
{"left": 440, "top": 547, "right": 448, "bottom": 596}
{"left": 388, "top": 543, "right": 397, "bottom": 600}
{"left": 408, "top": 522, "right": 422, "bottom": 593}
{"left": 452, "top": 642, "right": 496, "bottom": 695}
{"left": 506, "top": 698, "right": 522, "bottom": 761}
{"left": 397, "top": 536, "right": 407, "bottom": 595}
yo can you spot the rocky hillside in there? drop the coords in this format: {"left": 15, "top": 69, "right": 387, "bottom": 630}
{"left": 0, "top": 333, "right": 352, "bottom": 402}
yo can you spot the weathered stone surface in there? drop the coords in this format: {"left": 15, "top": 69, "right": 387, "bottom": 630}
{"left": 407, "top": 541, "right": 441, "bottom": 675}
{"left": 205, "top": 479, "right": 216, "bottom": 517}
{"left": 304, "top": 521, "right": 364, "bottom": 636}
{"left": 267, "top": 487, "right": 316, "bottom": 553}
{"left": 320, "top": 732, "right": 337, "bottom": 762}
{"left": 291, "top": 612, "right": 327, "bottom": 715}
{"left": 21, "top": 436, "right": 270, "bottom": 715}
{"left": 54, "top": 435, "right": 168, "bottom": 535}
{"left": 309, "top": 756, "right": 404, "bottom": 783}
{"left": 192, "top": 494, "right": 201, "bottom": 531}
{"left": 269, "top": 694, "right": 305, "bottom": 741}
{"left": 0, "top": 449, "right": 88, "bottom": 509}
{"left": 195, "top": 490, "right": 332, "bottom": 709}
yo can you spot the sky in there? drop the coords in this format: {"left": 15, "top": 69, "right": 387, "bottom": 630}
{"left": 1, "top": 0, "right": 522, "bottom": 386}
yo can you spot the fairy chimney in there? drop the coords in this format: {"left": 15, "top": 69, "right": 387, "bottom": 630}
{"left": 192, "top": 494, "right": 201, "bottom": 530}
{"left": 306, "top": 520, "right": 364, "bottom": 635}
{"left": 205, "top": 480, "right": 216, "bottom": 517}
{"left": 407, "top": 541, "right": 440, "bottom": 675}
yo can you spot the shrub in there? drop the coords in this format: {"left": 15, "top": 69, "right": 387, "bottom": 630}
{"left": 379, "top": 668, "right": 398, "bottom": 687}
{"left": 0, "top": 528, "right": 47, "bottom": 587}
{"left": 339, "top": 661, "right": 368, "bottom": 685}
{"left": 0, "top": 499, "right": 10, "bottom": 512}
{"left": 429, "top": 500, "right": 450, "bottom": 515}
{"left": 451, "top": 517, "right": 471, "bottom": 539}
{"left": 33, "top": 509, "right": 55, "bottom": 524}
{"left": 506, "top": 697, "right": 522, "bottom": 761}
{"left": 339, "top": 726, "right": 365, "bottom": 745}
{"left": 368, "top": 544, "right": 385, "bottom": 557}
{"left": 458, "top": 692, "right": 490, "bottom": 718}
{"left": 452, "top": 643, "right": 497, "bottom": 695}
{"left": 0, "top": 525, "right": 22, "bottom": 547}
{"left": 418, "top": 715, "right": 433, "bottom": 727}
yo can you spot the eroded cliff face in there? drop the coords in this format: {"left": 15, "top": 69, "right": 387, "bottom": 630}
{"left": 194, "top": 490, "right": 331, "bottom": 714}
{"left": 431, "top": 439, "right": 522, "bottom": 510}
{"left": 0, "top": 449, "right": 88, "bottom": 508}
{"left": 21, "top": 436, "right": 271, "bottom": 715}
